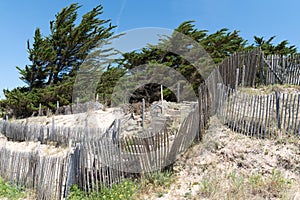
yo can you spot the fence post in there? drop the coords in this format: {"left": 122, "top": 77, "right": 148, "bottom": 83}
{"left": 161, "top": 85, "right": 164, "bottom": 114}
{"left": 117, "top": 118, "right": 121, "bottom": 142}
{"left": 259, "top": 53, "right": 264, "bottom": 85}
{"left": 56, "top": 101, "right": 59, "bottom": 115}
{"left": 177, "top": 82, "right": 180, "bottom": 103}
{"left": 38, "top": 103, "right": 42, "bottom": 116}
{"left": 112, "top": 119, "right": 117, "bottom": 144}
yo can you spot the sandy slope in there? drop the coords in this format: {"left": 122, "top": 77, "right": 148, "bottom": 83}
{"left": 141, "top": 116, "right": 300, "bottom": 200}
{"left": 16, "top": 108, "right": 117, "bottom": 129}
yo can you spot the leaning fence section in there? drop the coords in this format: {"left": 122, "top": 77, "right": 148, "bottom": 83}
{"left": 66, "top": 104, "right": 199, "bottom": 194}
{"left": 265, "top": 54, "right": 300, "bottom": 85}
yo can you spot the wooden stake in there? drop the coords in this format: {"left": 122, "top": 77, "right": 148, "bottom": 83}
{"left": 39, "top": 103, "right": 42, "bottom": 116}
{"left": 56, "top": 101, "right": 59, "bottom": 115}
{"left": 241, "top": 65, "right": 246, "bottom": 88}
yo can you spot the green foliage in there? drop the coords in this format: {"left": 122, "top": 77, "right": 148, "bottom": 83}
{"left": 17, "top": 3, "right": 115, "bottom": 88}
{"left": 228, "top": 170, "right": 245, "bottom": 192}
{"left": 120, "top": 21, "right": 247, "bottom": 102}
{"left": 67, "top": 179, "right": 136, "bottom": 200}
{"left": 2, "top": 87, "right": 39, "bottom": 118}
{"left": 253, "top": 36, "right": 297, "bottom": 55}
{"left": 268, "top": 169, "right": 292, "bottom": 192}
{"left": 67, "top": 185, "right": 87, "bottom": 200}
{"left": 0, "top": 177, "right": 26, "bottom": 200}
{"left": 96, "top": 67, "right": 126, "bottom": 106}
{"left": 16, "top": 28, "right": 50, "bottom": 90}
{"left": 146, "top": 170, "right": 173, "bottom": 188}
{"left": 201, "top": 28, "right": 247, "bottom": 63}
{"left": 2, "top": 78, "right": 74, "bottom": 118}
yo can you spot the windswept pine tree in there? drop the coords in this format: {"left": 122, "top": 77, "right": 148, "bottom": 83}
{"left": 4, "top": 3, "right": 115, "bottom": 118}
{"left": 17, "top": 3, "right": 115, "bottom": 89}
{"left": 253, "top": 36, "right": 297, "bottom": 55}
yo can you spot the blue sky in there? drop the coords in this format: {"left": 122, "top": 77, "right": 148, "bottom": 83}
{"left": 0, "top": 0, "right": 299, "bottom": 98}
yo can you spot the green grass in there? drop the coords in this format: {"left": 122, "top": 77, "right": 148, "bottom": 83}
{"left": 67, "top": 179, "right": 136, "bottom": 200}
{"left": 0, "top": 177, "right": 27, "bottom": 200}
{"left": 67, "top": 170, "right": 174, "bottom": 200}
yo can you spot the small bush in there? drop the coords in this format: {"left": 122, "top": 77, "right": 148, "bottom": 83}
{"left": 0, "top": 177, "right": 26, "bottom": 200}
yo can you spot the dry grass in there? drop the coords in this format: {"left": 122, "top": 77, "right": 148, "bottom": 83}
{"left": 134, "top": 171, "right": 175, "bottom": 200}
{"left": 196, "top": 169, "right": 296, "bottom": 200}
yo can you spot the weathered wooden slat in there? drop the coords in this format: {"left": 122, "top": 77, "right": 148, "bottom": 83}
{"left": 294, "top": 95, "right": 300, "bottom": 134}
{"left": 283, "top": 93, "right": 288, "bottom": 131}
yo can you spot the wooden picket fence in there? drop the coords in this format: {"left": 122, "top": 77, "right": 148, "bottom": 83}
{"left": 216, "top": 84, "right": 300, "bottom": 138}
{"left": 0, "top": 146, "right": 70, "bottom": 200}
{"left": 212, "top": 48, "right": 300, "bottom": 138}
{"left": 0, "top": 119, "right": 109, "bottom": 146}
{"left": 265, "top": 54, "right": 300, "bottom": 85}
{"left": 37, "top": 101, "right": 103, "bottom": 116}
{"left": 217, "top": 48, "right": 300, "bottom": 88}
{"left": 217, "top": 48, "right": 265, "bottom": 89}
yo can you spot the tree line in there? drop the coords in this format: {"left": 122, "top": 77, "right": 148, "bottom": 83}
{"left": 0, "top": 3, "right": 298, "bottom": 118}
